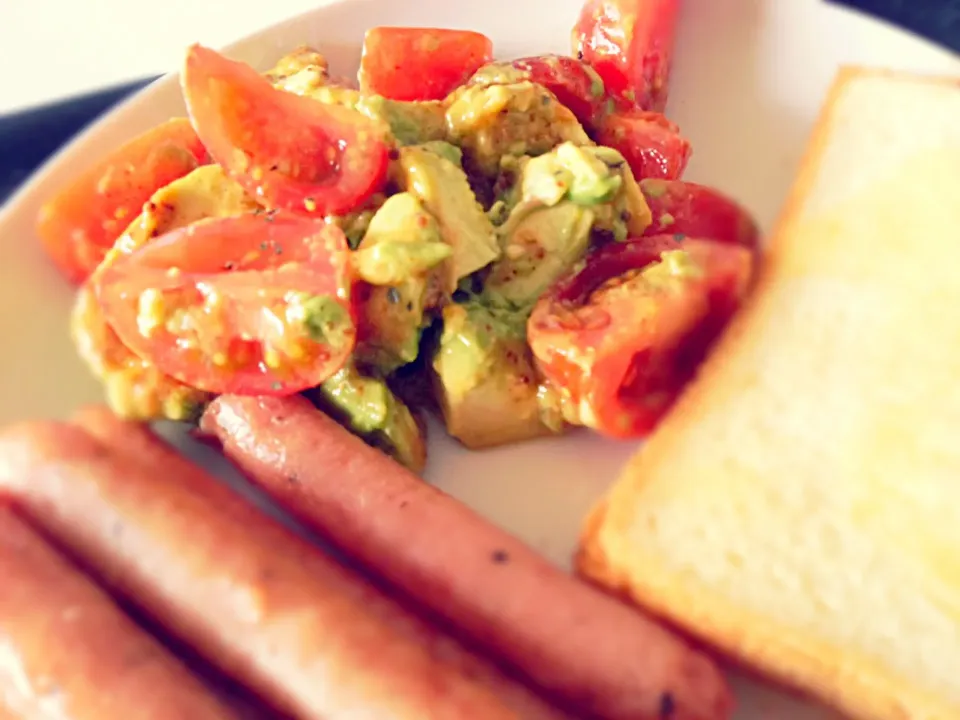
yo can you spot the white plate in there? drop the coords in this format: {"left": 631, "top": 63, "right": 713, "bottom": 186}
{"left": 1, "top": 0, "right": 957, "bottom": 717}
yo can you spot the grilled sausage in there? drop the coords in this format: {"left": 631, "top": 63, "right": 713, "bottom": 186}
{"left": 0, "top": 415, "right": 568, "bottom": 720}
{"left": 200, "top": 394, "right": 734, "bottom": 720}
{"left": 0, "top": 504, "right": 238, "bottom": 719}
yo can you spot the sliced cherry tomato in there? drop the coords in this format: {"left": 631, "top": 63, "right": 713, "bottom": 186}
{"left": 595, "top": 108, "right": 691, "bottom": 180}
{"left": 95, "top": 213, "right": 356, "bottom": 396}
{"left": 573, "top": 0, "right": 681, "bottom": 112}
{"left": 528, "top": 234, "right": 752, "bottom": 438}
{"left": 359, "top": 27, "right": 494, "bottom": 101}
{"left": 469, "top": 55, "right": 607, "bottom": 126}
{"left": 182, "top": 44, "right": 388, "bottom": 217}
{"left": 36, "top": 118, "right": 207, "bottom": 284}
{"left": 641, "top": 179, "right": 760, "bottom": 250}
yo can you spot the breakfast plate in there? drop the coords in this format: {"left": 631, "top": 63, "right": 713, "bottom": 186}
{"left": 1, "top": 0, "right": 958, "bottom": 717}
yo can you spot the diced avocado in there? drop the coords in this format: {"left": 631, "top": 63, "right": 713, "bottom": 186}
{"left": 361, "top": 193, "right": 442, "bottom": 248}
{"left": 505, "top": 143, "right": 653, "bottom": 244}
{"left": 313, "top": 365, "right": 427, "bottom": 473}
{"left": 519, "top": 142, "right": 623, "bottom": 207}
{"left": 354, "top": 241, "right": 451, "bottom": 286}
{"left": 419, "top": 140, "right": 463, "bottom": 168}
{"left": 113, "top": 165, "right": 259, "bottom": 256}
{"left": 356, "top": 96, "right": 448, "bottom": 146}
{"left": 300, "top": 294, "right": 354, "bottom": 352}
{"left": 518, "top": 155, "right": 572, "bottom": 207}
{"left": 557, "top": 143, "right": 623, "bottom": 204}
{"left": 353, "top": 193, "right": 449, "bottom": 373}
{"left": 267, "top": 48, "right": 364, "bottom": 109}
{"left": 482, "top": 202, "right": 594, "bottom": 307}
{"left": 324, "top": 192, "right": 387, "bottom": 250}
{"left": 584, "top": 148, "right": 653, "bottom": 240}
{"left": 280, "top": 76, "right": 362, "bottom": 108}
{"left": 265, "top": 46, "right": 330, "bottom": 83}
{"left": 445, "top": 81, "right": 591, "bottom": 176}
{"left": 432, "top": 301, "right": 556, "bottom": 449}
{"left": 391, "top": 146, "right": 500, "bottom": 290}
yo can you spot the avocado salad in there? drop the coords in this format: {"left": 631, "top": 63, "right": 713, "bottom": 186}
{"left": 51, "top": 28, "right": 757, "bottom": 475}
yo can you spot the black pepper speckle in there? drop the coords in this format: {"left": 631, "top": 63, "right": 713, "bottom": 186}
{"left": 658, "top": 692, "right": 675, "bottom": 718}
{"left": 491, "top": 549, "right": 509, "bottom": 564}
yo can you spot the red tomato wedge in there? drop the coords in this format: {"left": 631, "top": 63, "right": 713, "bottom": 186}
{"left": 528, "top": 235, "right": 752, "bottom": 439}
{"left": 36, "top": 119, "right": 207, "bottom": 284}
{"left": 469, "top": 55, "right": 607, "bottom": 126}
{"left": 573, "top": 0, "right": 681, "bottom": 112}
{"left": 595, "top": 109, "right": 690, "bottom": 180}
{"left": 359, "top": 27, "right": 494, "bottom": 101}
{"left": 94, "top": 213, "right": 356, "bottom": 396}
{"left": 640, "top": 179, "right": 760, "bottom": 250}
{"left": 182, "top": 44, "right": 389, "bottom": 217}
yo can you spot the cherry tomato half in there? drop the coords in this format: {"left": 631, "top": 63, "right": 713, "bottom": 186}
{"left": 573, "top": 0, "right": 681, "bottom": 112}
{"left": 36, "top": 118, "right": 207, "bottom": 284}
{"left": 182, "top": 44, "right": 389, "bottom": 217}
{"left": 528, "top": 234, "right": 752, "bottom": 438}
{"left": 595, "top": 108, "right": 691, "bottom": 180}
{"left": 95, "top": 213, "right": 356, "bottom": 396}
{"left": 641, "top": 179, "right": 760, "bottom": 250}
{"left": 469, "top": 54, "right": 607, "bottom": 126}
{"left": 359, "top": 27, "right": 494, "bottom": 101}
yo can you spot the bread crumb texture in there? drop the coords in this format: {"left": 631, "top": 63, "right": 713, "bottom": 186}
{"left": 579, "top": 68, "right": 960, "bottom": 720}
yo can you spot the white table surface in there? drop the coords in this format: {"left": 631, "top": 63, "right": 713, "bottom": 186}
{"left": 0, "top": 0, "right": 332, "bottom": 114}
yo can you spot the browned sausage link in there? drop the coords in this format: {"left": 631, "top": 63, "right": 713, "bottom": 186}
{"left": 0, "top": 505, "right": 238, "bottom": 720}
{"left": 0, "top": 416, "right": 568, "bottom": 720}
{"left": 201, "top": 394, "right": 735, "bottom": 720}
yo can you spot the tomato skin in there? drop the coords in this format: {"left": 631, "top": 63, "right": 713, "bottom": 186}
{"left": 528, "top": 234, "right": 752, "bottom": 438}
{"left": 641, "top": 179, "right": 759, "bottom": 250}
{"left": 573, "top": 0, "right": 681, "bottom": 112}
{"left": 469, "top": 54, "right": 607, "bottom": 126}
{"left": 95, "top": 213, "right": 356, "bottom": 396}
{"left": 594, "top": 108, "right": 690, "bottom": 180}
{"left": 359, "top": 27, "right": 493, "bottom": 101}
{"left": 35, "top": 118, "right": 207, "bottom": 284}
{"left": 182, "top": 44, "right": 389, "bottom": 217}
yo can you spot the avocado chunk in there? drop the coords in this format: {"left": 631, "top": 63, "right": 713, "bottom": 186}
{"left": 445, "top": 81, "right": 591, "bottom": 176}
{"left": 483, "top": 202, "right": 594, "bottom": 308}
{"left": 312, "top": 364, "right": 427, "bottom": 473}
{"left": 353, "top": 193, "right": 449, "bottom": 373}
{"left": 356, "top": 96, "right": 448, "bottom": 147}
{"left": 267, "top": 47, "right": 364, "bottom": 109}
{"left": 113, "top": 164, "right": 259, "bottom": 255}
{"left": 419, "top": 140, "right": 463, "bottom": 168}
{"left": 432, "top": 301, "right": 556, "bottom": 449}
{"left": 586, "top": 148, "right": 653, "bottom": 240}
{"left": 265, "top": 45, "right": 330, "bottom": 84}
{"left": 391, "top": 146, "right": 500, "bottom": 289}
{"left": 481, "top": 142, "right": 656, "bottom": 307}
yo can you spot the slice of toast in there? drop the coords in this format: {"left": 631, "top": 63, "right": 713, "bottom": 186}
{"left": 578, "top": 67, "right": 960, "bottom": 720}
